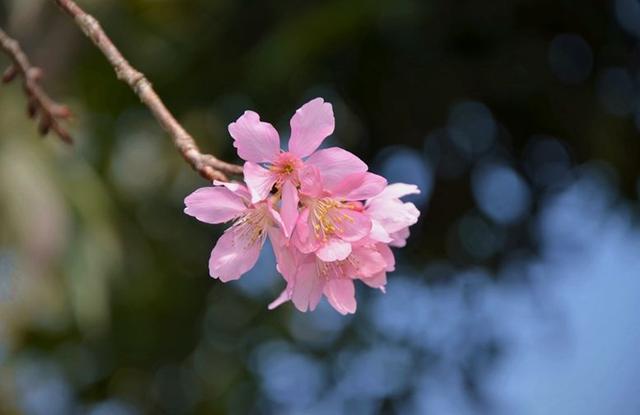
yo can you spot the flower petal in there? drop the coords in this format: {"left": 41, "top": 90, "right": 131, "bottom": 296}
{"left": 369, "top": 220, "right": 393, "bottom": 243}
{"left": 389, "top": 227, "right": 411, "bottom": 247}
{"left": 305, "top": 147, "right": 367, "bottom": 187}
{"left": 280, "top": 180, "right": 299, "bottom": 238}
{"left": 377, "top": 243, "right": 396, "bottom": 272}
{"left": 374, "top": 183, "right": 421, "bottom": 201}
{"left": 288, "top": 98, "right": 335, "bottom": 158}
{"left": 350, "top": 245, "right": 387, "bottom": 278}
{"left": 213, "top": 180, "right": 251, "bottom": 201}
{"left": 269, "top": 227, "right": 299, "bottom": 282}
{"left": 292, "top": 260, "right": 324, "bottom": 312}
{"left": 316, "top": 239, "right": 352, "bottom": 262}
{"left": 324, "top": 278, "right": 356, "bottom": 315}
{"left": 268, "top": 287, "right": 292, "bottom": 310}
{"left": 244, "top": 162, "right": 277, "bottom": 203}
{"left": 335, "top": 208, "right": 372, "bottom": 242}
{"left": 367, "top": 198, "right": 420, "bottom": 233}
{"left": 229, "top": 110, "right": 280, "bottom": 162}
{"left": 267, "top": 202, "right": 286, "bottom": 233}
{"left": 293, "top": 208, "right": 318, "bottom": 254}
{"left": 209, "top": 227, "right": 264, "bottom": 282}
{"left": 184, "top": 187, "right": 246, "bottom": 224}
{"left": 361, "top": 272, "right": 387, "bottom": 293}
{"left": 299, "top": 165, "right": 323, "bottom": 198}
{"left": 330, "top": 172, "right": 387, "bottom": 201}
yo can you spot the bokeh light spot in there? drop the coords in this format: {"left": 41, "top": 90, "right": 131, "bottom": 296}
{"left": 548, "top": 34, "right": 593, "bottom": 84}
{"left": 597, "top": 68, "right": 635, "bottom": 117}
{"left": 523, "top": 136, "right": 572, "bottom": 189}
{"left": 472, "top": 163, "right": 531, "bottom": 224}
{"left": 615, "top": 0, "right": 640, "bottom": 38}
{"left": 376, "top": 146, "right": 432, "bottom": 207}
{"left": 447, "top": 101, "right": 497, "bottom": 157}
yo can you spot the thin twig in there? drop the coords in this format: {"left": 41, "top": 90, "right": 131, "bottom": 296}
{"left": 0, "top": 27, "right": 73, "bottom": 143}
{"left": 53, "top": 0, "right": 243, "bottom": 181}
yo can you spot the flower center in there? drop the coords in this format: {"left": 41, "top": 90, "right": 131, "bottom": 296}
{"left": 315, "top": 255, "right": 358, "bottom": 279}
{"left": 311, "top": 198, "right": 356, "bottom": 242}
{"left": 270, "top": 152, "right": 303, "bottom": 187}
{"left": 232, "top": 205, "right": 270, "bottom": 247}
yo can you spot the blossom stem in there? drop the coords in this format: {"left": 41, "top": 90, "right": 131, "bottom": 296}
{"left": 52, "top": 0, "right": 243, "bottom": 181}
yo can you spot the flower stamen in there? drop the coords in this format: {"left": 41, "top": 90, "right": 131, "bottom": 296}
{"left": 232, "top": 205, "right": 270, "bottom": 248}
{"left": 311, "top": 198, "right": 357, "bottom": 242}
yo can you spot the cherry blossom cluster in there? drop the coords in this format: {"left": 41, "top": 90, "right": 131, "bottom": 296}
{"left": 184, "top": 98, "right": 420, "bottom": 314}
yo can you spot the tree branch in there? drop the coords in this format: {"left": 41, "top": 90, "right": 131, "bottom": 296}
{"left": 0, "top": 27, "right": 73, "bottom": 143}
{"left": 53, "top": 0, "right": 243, "bottom": 181}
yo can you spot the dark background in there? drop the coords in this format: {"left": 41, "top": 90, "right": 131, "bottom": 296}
{"left": 1, "top": 1, "right": 639, "bottom": 414}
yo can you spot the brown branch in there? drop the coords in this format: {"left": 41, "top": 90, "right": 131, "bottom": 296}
{"left": 0, "top": 27, "right": 73, "bottom": 144}
{"left": 53, "top": 0, "right": 243, "bottom": 181}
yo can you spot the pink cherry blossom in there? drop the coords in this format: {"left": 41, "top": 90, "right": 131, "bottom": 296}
{"left": 184, "top": 182, "right": 284, "bottom": 282}
{"left": 184, "top": 98, "right": 421, "bottom": 315}
{"left": 293, "top": 169, "right": 387, "bottom": 260}
{"left": 270, "top": 241, "right": 393, "bottom": 314}
{"left": 228, "top": 98, "right": 367, "bottom": 235}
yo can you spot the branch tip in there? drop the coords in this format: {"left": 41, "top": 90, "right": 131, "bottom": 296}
{"left": 0, "top": 27, "right": 73, "bottom": 144}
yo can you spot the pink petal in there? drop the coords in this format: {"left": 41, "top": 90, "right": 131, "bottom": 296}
{"left": 288, "top": 98, "right": 335, "bottom": 158}
{"left": 228, "top": 110, "right": 280, "bottom": 163}
{"left": 267, "top": 226, "right": 286, "bottom": 246}
{"left": 324, "top": 279, "right": 357, "bottom": 315}
{"left": 292, "top": 260, "right": 324, "bottom": 312}
{"left": 268, "top": 287, "right": 292, "bottom": 310}
{"left": 334, "top": 208, "right": 372, "bottom": 242}
{"left": 350, "top": 245, "right": 387, "bottom": 278}
{"left": 366, "top": 198, "right": 420, "bottom": 234}
{"left": 292, "top": 208, "right": 319, "bottom": 254}
{"left": 370, "top": 220, "right": 393, "bottom": 243}
{"left": 299, "top": 165, "right": 323, "bottom": 198}
{"left": 330, "top": 172, "right": 387, "bottom": 201}
{"left": 316, "top": 239, "right": 352, "bottom": 262}
{"left": 268, "top": 228, "right": 301, "bottom": 311}
{"left": 376, "top": 243, "right": 396, "bottom": 272}
{"left": 374, "top": 183, "right": 421, "bottom": 201}
{"left": 209, "top": 227, "right": 263, "bottom": 282}
{"left": 361, "top": 272, "right": 387, "bottom": 293}
{"left": 305, "top": 147, "right": 367, "bottom": 188}
{"left": 213, "top": 180, "right": 251, "bottom": 201}
{"left": 390, "top": 227, "right": 411, "bottom": 247}
{"left": 184, "top": 187, "right": 246, "bottom": 224}
{"left": 280, "top": 180, "right": 299, "bottom": 238}
{"left": 270, "top": 235, "right": 298, "bottom": 282}
{"left": 267, "top": 229, "right": 296, "bottom": 310}
{"left": 267, "top": 202, "right": 286, "bottom": 233}
{"left": 243, "top": 162, "right": 277, "bottom": 203}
